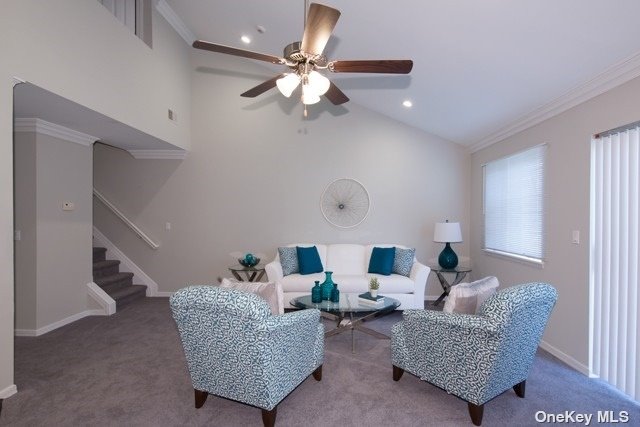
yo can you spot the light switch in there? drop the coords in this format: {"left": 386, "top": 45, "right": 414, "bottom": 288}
{"left": 14, "top": 230, "right": 21, "bottom": 241}
{"left": 165, "top": 222, "right": 171, "bottom": 231}
{"left": 62, "top": 202, "right": 75, "bottom": 211}
{"left": 572, "top": 230, "right": 580, "bottom": 244}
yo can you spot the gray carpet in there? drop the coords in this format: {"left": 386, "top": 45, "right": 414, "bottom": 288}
{"left": 2, "top": 298, "right": 638, "bottom": 426}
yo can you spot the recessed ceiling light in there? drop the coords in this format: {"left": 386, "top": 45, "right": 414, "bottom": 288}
{"left": 402, "top": 100, "right": 413, "bottom": 108}
{"left": 241, "top": 35, "right": 251, "bottom": 44}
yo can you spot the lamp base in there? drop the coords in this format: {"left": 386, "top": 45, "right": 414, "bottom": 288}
{"left": 438, "top": 243, "right": 458, "bottom": 270}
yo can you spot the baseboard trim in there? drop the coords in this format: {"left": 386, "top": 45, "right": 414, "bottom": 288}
{"left": 14, "top": 309, "right": 103, "bottom": 337}
{"left": 87, "top": 282, "right": 116, "bottom": 315}
{"left": 539, "top": 340, "right": 589, "bottom": 375}
{"left": 155, "top": 292, "right": 174, "bottom": 297}
{"left": 92, "top": 226, "right": 159, "bottom": 296}
{"left": 0, "top": 384, "right": 17, "bottom": 399}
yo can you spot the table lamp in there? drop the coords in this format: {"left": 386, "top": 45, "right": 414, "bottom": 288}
{"left": 434, "top": 220, "right": 462, "bottom": 269}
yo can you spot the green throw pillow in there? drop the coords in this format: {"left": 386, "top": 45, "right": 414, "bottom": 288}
{"left": 296, "top": 246, "right": 323, "bottom": 275}
{"left": 368, "top": 246, "right": 396, "bottom": 276}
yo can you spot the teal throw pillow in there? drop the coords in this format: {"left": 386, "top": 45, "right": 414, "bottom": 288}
{"left": 393, "top": 247, "right": 415, "bottom": 277}
{"left": 297, "top": 246, "right": 323, "bottom": 275}
{"left": 368, "top": 247, "right": 396, "bottom": 275}
{"left": 278, "top": 247, "right": 299, "bottom": 276}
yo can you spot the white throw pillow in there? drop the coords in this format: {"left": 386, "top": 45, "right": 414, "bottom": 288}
{"left": 442, "top": 276, "right": 499, "bottom": 315}
{"left": 219, "top": 278, "right": 284, "bottom": 315}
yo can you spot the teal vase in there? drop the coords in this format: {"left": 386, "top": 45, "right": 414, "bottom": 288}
{"left": 330, "top": 283, "right": 340, "bottom": 303}
{"left": 320, "top": 271, "right": 334, "bottom": 300}
{"left": 438, "top": 243, "right": 458, "bottom": 269}
{"left": 311, "top": 281, "right": 322, "bottom": 303}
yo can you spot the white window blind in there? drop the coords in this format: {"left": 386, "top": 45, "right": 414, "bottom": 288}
{"left": 590, "top": 126, "right": 639, "bottom": 402}
{"left": 483, "top": 145, "right": 546, "bottom": 262}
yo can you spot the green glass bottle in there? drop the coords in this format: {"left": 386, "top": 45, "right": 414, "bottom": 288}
{"left": 311, "top": 280, "right": 322, "bottom": 303}
{"left": 320, "top": 271, "right": 334, "bottom": 300}
{"left": 330, "top": 282, "right": 340, "bottom": 303}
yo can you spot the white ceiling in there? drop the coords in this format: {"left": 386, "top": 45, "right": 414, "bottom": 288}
{"left": 165, "top": 0, "right": 640, "bottom": 148}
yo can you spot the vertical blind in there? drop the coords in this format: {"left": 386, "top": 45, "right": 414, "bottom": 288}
{"left": 483, "top": 145, "right": 546, "bottom": 261}
{"left": 590, "top": 126, "right": 639, "bottom": 401}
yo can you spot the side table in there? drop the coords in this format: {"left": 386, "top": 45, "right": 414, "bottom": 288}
{"left": 430, "top": 265, "right": 472, "bottom": 306}
{"left": 228, "top": 264, "right": 266, "bottom": 282}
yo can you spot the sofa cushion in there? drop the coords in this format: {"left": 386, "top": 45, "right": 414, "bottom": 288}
{"left": 393, "top": 247, "right": 415, "bottom": 277}
{"left": 219, "top": 278, "right": 284, "bottom": 315}
{"left": 443, "top": 276, "right": 499, "bottom": 315}
{"left": 325, "top": 244, "right": 366, "bottom": 275}
{"left": 280, "top": 273, "right": 326, "bottom": 292}
{"left": 368, "top": 274, "right": 416, "bottom": 293}
{"left": 368, "top": 247, "right": 396, "bottom": 275}
{"left": 278, "top": 247, "right": 299, "bottom": 276}
{"left": 297, "top": 246, "right": 324, "bottom": 275}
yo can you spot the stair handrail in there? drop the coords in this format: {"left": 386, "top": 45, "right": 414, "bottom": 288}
{"left": 93, "top": 188, "right": 160, "bottom": 250}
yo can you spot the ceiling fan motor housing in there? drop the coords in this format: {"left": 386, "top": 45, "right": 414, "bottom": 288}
{"left": 284, "top": 41, "right": 327, "bottom": 67}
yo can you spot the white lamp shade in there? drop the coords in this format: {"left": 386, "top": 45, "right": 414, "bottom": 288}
{"left": 276, "top": 73, "right": 300, "bottom": 98}
{"left": 434, "top": 222, "right": 462, "bottom": 243}
{"left": 307, "top": 70, "right": 330, "bottom": 96}
{"left": 301, "top": 83, "right": 321, "bottom": 105}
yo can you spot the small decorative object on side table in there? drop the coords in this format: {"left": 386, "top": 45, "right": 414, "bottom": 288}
{"left": 429, "top": 264, "right": 472, "bottom": 306}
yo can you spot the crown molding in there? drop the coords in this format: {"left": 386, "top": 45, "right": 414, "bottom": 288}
{"left": 14, "top": 118, "right": 98, "bottom": 146}
{"left": 156, "top": 0, "right": 195, "bottom": 46}
{"left": 128, "top": 149, "right": 187, "bottom": 160}
{"left": 470, "top": 50, "right": 640, "bottom": 153}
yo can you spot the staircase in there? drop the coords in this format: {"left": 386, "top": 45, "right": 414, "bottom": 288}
{"left": 93, "top": 247, "right": 147, "bottom": 308}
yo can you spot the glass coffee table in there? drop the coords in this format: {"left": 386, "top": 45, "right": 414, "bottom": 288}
{"left": 291, "top": 293, "right": 401, "bottom": 353}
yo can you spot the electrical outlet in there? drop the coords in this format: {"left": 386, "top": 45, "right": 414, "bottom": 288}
{"left": 572, "top": 230, "right": 580, "bottom": 244}
{"left": 165, "top": 222, "right": 171, "bottom": 231}
{"left": 14, "top": 230, "right": 21, "bottom": 241}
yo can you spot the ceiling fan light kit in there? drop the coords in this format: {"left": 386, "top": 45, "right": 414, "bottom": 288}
{"left": 192, "top": 2, "right": 413, "bottom": 115}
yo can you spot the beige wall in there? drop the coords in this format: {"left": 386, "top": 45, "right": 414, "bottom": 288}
{"left": 93, "top": 50, "right": 471, "bottom": 297}
{"left": 0, "top": 0, "right": 191, "bottom": 395}
{"left": 471, "top": 75, "right": 640, "bottom": 371}
{"left": 13, "top": 133, "right": 37, "bottom": 330}
{"left": 14, "top": 131, "right": 94, "bottom": 331}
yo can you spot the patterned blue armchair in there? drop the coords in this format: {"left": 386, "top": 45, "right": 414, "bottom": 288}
{"left": 170, "top": 286, "right": 324, "bottom": 427}
{"left": 391, "top": 283, "right": 557, "bottom": 426}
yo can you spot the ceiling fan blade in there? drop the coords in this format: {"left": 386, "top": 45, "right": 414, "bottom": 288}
{"left": 240, "top": 75, "right": 283, "bottom": 98}
{"left": 193, "top": 40, "right": 283, "bottom": 64}
{"left": 300, "top": 3, "right": 341, "bottom": 56}
{"left": 329, "top": 60, "right": 413, "bottom": 74}
{"left": 324, "top": 82, "right": 349, "bottom": 105}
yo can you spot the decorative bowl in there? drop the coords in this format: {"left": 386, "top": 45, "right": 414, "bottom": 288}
{"left": 238, "top": 258, "right": 260, "bottom": 267}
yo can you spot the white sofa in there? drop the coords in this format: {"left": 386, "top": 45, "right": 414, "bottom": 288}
{"left": 265, "top": 244, "right": 430, "bottom": 309}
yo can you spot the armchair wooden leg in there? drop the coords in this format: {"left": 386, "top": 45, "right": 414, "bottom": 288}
{"left": 194, "top": 389, "right": 208, "bottom": 408}
{"left": 392, "top": 365, "right": 404, "bottom": 381}
{"left": 312, "top": 364, "right": 322, "bottom": 381}
{"left": 261, "top": 406, "right": 277, "bottom": 427}
{"left": 513, "top": 380, "right": 526, "bottom": 398}
{"left": 467, "top": 402, "right": 484, "bottom": 426}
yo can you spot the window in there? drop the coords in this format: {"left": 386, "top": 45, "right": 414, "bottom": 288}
{"left": 590, "top": 124, "right": 639, "bottom": 401}
{"left": 483, "top": 144, "right": 546, "bottom": 264}
{"left": 98, "top": 0, "right": 152, "bottom": 47}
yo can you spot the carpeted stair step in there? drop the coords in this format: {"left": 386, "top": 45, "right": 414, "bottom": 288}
{"left": 92, "top": 247, "right": 107, "bottom": 263}
{"left": 111, "top": 284, "right": 147, "bottom": 308}
{"left": 93, "top": 260, "right": 121, "bottom": 278}
{"left": 94, "top": 272, "right": 134, "bottom": 294}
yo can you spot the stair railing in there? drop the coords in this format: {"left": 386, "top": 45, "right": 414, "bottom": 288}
{"left": 93, "top": 188, "right": 160, "bottom": 250}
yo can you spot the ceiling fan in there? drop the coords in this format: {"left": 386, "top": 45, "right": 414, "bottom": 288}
{"left": 192, "top": 1, "right": 413, "bottom": 114}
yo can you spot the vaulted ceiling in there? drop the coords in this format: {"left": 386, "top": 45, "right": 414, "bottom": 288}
{"left": 163, "top": 0, "right": 640, "bottom": 149}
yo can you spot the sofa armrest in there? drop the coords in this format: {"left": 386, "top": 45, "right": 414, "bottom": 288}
{"left": 265, "top": 260, "right": 283, "bottom": 282}
{"left": 409, "top": 261, "right": 430, "bottom": 303}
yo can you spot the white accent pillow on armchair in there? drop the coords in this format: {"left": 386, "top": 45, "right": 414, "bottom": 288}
{"left": 219, "top": 278, "right": 284, "bottom": 315}
{"left": 443, "top": 276, "right": 499, "bottom": 315}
